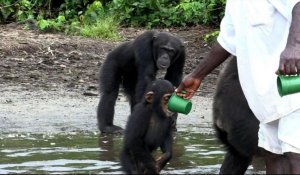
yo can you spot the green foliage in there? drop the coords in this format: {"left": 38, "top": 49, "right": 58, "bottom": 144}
{"left": 0, "top": 0, "right": 31, "bottom": 22}
{"left": 81, "top": 1, "right": 104, "bottom": 24}
{"left": 108, "top": 0, "right": 154, "bottom": 27}
{"left": 80, "top": 17, "right": 121, "bottom": 40}
{"left": 76, "top": 1, "right": 121, "bottom": 40}
{"left": 0, "top": 0, "right": 52, "bottom": 23}
{"left": 1, "top": 0, "right": 226, "bottom": 39}
{"left": 176, "top": 1, "right": 203, "bottom": 26}
{"left": 37, "top": 15, "right": 66, "bottom": 31}
{"left": 0, "top": 0, "right": 121, "bottom": 40}
{"left": 203, "top": 30, "right": 220, "bottom": 44}
{"left": 202, "top": 0, "right": 226, "bottom": 25}
{"left": 108, "top": 0, "right": 226, "bottom": 27}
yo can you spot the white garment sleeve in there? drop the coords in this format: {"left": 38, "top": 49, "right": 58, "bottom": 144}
{"left": 217, "top": 2, "right": 236, "bottom": 56}
{"left": 270, "top": 0, "right": 300, "bottom": 21}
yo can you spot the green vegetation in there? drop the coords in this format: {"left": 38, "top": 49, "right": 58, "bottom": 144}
{"left": 109, "top": 0, "right": 225, "bottom": 27}
{"left": 203, "top": 30, "right": 220, "bottom": 44}
{"left": 0, "top": 0, "right": 225, "bottom": 40}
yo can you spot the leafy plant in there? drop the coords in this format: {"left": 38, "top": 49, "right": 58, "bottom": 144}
{"left": 16, "top": 0, "right": 34, "bottom": 21}
{"left": 0, "top": 0, "right": 52, "bottom": 23}
{"left": 80, "top": 16, "right": 121, "bottom": 40}
{"left": 203, "top": 30, "right": 220, "bottom": 44}
{"left": 0, "top": 1, "right": 15, "bottom": 22}
{"left": 109, "top": 0, "right": 225, "bottom": 27}
{"left": 203, "top": 0, "right": 226, "bottom": 25}
{"left": 1, "top": 0, "right": 225, "bottom": 40}
{"left": 176, "top": 1, "right": 204, "bottom": 26}
{"left": 37, "top": 15, "right": 66, "bottom": 31}
{"left": 81, "top": 1, "right": 104, "bottom": 24}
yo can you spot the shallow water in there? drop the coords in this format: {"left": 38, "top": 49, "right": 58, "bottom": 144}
{"left": 0, "top": 132, "right": 265, "bottom": 174}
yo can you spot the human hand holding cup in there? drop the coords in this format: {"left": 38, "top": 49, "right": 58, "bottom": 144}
{"left": 168, "top": 91, "right": 192, "bottom": 115}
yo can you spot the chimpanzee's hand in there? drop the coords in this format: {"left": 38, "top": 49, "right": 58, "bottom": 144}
{"left": 143, "top": 168, "right": 159, "bottom": 175}
{"left": 155, "top": 164, "right": 161, "bottom": 173}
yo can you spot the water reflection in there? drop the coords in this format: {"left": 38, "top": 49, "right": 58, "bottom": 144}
{"left": 0, "top": 132, "right": 265, "bottom": 174}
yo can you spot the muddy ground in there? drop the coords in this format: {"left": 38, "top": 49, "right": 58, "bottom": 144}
{"left": 0, "top": 24, "right": 225, "bottom": 134}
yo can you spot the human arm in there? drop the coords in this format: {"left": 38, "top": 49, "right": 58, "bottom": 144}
{"left": 278, "top": 2, "right": 300, "bottom": 75}
{"left": 176, "top": 41, "right": 231, "bottom": 99}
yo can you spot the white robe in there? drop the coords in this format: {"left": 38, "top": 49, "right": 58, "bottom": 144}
{"left": 217, "top": 0, "right": 300, "bottom": 123}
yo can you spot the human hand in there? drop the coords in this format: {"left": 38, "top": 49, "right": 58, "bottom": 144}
{"left": 175, "top": 74, "right": 201, "bottom": 99}
{"left": 277, "top": 46, "right": 300, "bottom": 75}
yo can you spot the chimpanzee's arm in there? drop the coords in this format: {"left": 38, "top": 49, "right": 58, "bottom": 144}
{"left": 131, "top": 139, "right": 158, "bottom": 174}
{"left": 156, "top": 132, "right": 173, "bottom": 172}
{"left": 165, "top": 53, "right": 185, "bottom": 87}
{"left": 135, "top": 65, "right": 156, "bottom": 102}
{"left": 126, "top": 129, "right": 158, "bottom": 174}
{"left": 132, "top": 31, "right": 156, "bottom": 102}
{"left": 125, "top": 107, "right": 159, "bottom": 174}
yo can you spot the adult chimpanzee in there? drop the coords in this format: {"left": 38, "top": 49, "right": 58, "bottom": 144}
{"left": 213, "top": 57, "right": 263, "bottom": 174}
{"left": 120, "top": 79, "right": 174, "bottom": 174}
{"left": 97, "top": 31, "right": 185, "bottom": 134}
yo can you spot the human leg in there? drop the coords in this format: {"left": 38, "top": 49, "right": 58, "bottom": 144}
{"left": 258, "top": 120, "right": 290, "bottom": 174}
{"left": 259, "top": 109, "right": 300, "bottom": 174}
{"left": 285, "top": 152, "right": 300, "bottom": 173}
{"left": 279, "top": 110, "right": 300, "bottom": 174}
{"left": 263, "top": 150, "right": 290, "bottom": 174}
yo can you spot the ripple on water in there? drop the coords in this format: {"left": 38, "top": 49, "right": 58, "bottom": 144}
{"left": 0, "top": 132, "right": 265, "bottom": 174}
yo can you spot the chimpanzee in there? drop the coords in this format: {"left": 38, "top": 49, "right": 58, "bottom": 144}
{"left": 97, "top": 30, "right": 185, "bottom": 134}
{"left": 120, "top": 79, "right": 174, "bottom": 174}
{"left": 213, "top": 57, "right": 262, "bottom": 174}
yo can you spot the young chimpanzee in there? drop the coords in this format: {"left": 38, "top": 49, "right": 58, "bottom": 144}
{"left": 120, "top": 79, "right": 175, "bottom": 174}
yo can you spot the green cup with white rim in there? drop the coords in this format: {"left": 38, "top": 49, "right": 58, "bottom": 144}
{"left": 168, "top": 92, "right": 192, "bottom": 115}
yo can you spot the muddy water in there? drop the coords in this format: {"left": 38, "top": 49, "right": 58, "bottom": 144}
{"left": 0, "top": 86, "right": 265, "bottom": 174}
{"left": 0, "top": 132, "right": 265, "bottom": 174}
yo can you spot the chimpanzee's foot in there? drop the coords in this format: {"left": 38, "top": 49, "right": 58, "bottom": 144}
{"left": 100, "top": 125, "right": 124, "bottom": 134}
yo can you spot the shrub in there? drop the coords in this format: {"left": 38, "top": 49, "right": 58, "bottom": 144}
{"left": 0, "top": 0, "right": 226, "bottom": 39}
{"left": 108, "top": 0, "right": 226, "bottom": 27}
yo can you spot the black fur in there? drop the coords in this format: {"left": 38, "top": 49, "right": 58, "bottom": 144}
{"left": 213, "top": 57, "right": 260, "bottom": 174}
{"left": 97, "top": 31, "right": 185, "bottom": 134}
{"left": 120, "top": 80, "right": 174, "bottom": 174}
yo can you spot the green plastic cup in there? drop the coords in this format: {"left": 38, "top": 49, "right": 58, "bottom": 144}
{"left": 168, "top": 93, "right": 192, "bottom": 115}
{"left": 277, "top": 75, "right": 300, "bottom": 96}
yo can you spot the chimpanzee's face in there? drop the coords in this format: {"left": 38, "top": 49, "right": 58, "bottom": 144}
{"left": 145, "top": 80, "right": 175, "bottom": 117}
{"left": 152, "top": 32, "right": 184, "bottom": 71}
{"left": 162, "top": 93, "right": 174, "bottom": 117}
{"left": 155, "top": 45, "right": 176, "bottom": 70}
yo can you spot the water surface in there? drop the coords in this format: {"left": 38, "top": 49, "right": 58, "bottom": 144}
{"left": 0, "top": 132, "right": 265, "bottom": 174}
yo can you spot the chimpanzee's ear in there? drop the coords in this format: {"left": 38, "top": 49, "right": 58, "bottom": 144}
{"left": 145, "top": 91, "right": 154, "bottom": 103}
